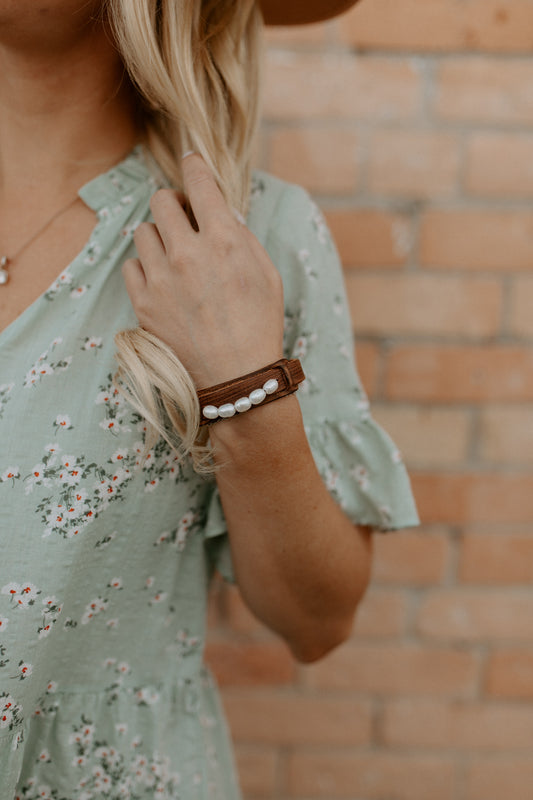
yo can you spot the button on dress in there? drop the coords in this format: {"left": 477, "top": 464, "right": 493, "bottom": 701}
{"left": 0, "top": 147, "right": 419, "bottom": 799}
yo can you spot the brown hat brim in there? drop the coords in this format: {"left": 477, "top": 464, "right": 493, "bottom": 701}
{"left": 260, "top": 0, "right": 360, "bottom": 26}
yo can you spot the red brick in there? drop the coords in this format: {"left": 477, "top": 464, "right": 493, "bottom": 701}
{"left": 287, "top": 751, "right": 456, "bottom": 799}
{"left": 353, "top": 589, "right": 408, "bottom": 638}
{"left": 263, "top": 53, "right": 422, "bottom": 120}
{"left": 384, "top": 699, "right": 533, "bottom": 750}
{"left": 345, "top": 274, "right": 502, "bottom": 338}
{"left": 268, "top": 127, "right": 359, "bottom": 194}
{"left": 460, "top": 533, "right": 533, "bottom": 584}
{"left": 327, "top": 209, "right": 413, "bottom": 268}
{"left": 208, "top": 12, "right": 533, "bottom": 786}
{"left": 385, "top": 345, "right": 533, "bottom": 402}
{"left": 435, "top": 58, "right": 533, "bottom": 124}
{"left": 509, "top": 276, "right": 533, "bottom": 337}
{"left": 485, "top": 650, "right": 533, "bottom": 699}
{"left": 480, "top": 405, "right": 533, "bottom": 464}
{"left": 420, "top": 209, "right": 533, "bottom": 271}
{"left": 305, "top": 644, "right": 477, "bottom": 696}
{"left": 205, "top": 639, "right": 296, "bottom": 686}
{"left": 465, "top": 758, "right": 533, "bottom": 800}
{"left": 412, "top": 473, "right": 533, "bottom": 524}
{"left": 368, "top": 131, "right": 460, "bottom": 198}
{"left": 372, "top": 528, "right": 450, "bottom": 585}
{"left": 222, "top": 691, "right": 372, "bottom": 745}
{"left": 417, "top": 589, "right": 533, "bottom": 641}
{"left": 235, "top": 746, "right": 278, "bottom": 796}
{"left": 466, "top": 133, "right": 533, "bottom": 198}
{"left": 371, "top": 405, "right": 471, "bottom": 468}
{"left": 339, "top": 0, "right": 533, "bottom": 53}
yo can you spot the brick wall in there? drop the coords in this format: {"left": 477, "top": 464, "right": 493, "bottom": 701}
{"left": 206, "top": 2, "right": 533, "bottom": 797}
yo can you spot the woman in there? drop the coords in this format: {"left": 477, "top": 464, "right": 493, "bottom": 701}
{"left": 0, "top": 1, "right": 419, "bottom": 798}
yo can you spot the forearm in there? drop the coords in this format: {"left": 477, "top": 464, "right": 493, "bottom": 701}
{"left": 125, "top": 157, "right": 374, "bottom": 661}
{"left": 209, "top": 393, "right": 373, "bottom": 662}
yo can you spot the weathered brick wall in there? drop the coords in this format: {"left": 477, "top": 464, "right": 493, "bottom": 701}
{"left": 206, "top": 2, "right": 533, "bottom": 797}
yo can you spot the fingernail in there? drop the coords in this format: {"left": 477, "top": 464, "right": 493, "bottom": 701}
{"left": 182, "top": 150, "right": 195, "bottom": 159}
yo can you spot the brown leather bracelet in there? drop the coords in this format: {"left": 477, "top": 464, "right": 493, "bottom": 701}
{"left": 198, "top": 358, "right": 305, "bottom": 425}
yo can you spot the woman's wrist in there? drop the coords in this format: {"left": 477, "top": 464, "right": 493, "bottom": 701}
{"left": 197, "top": 357, "right": 305, "bottom": 426}
{"left": 208, "top": 392, "right": 304, "bottom": 458}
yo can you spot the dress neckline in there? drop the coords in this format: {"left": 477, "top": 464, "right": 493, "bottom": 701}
{"left": 0, "top": 145, "right": 159, "bottom": 352}
{"left": 78, "top": 144, "right": 161, "bottom": 212}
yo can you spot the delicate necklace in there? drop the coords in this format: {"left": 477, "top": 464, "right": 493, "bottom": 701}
{"left": 0, "top": 194, "right": 80, "bottom": 286}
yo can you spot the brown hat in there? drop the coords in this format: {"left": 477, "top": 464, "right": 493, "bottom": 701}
{"left": 260, "top": 0, "right": 360, "bottom": 26}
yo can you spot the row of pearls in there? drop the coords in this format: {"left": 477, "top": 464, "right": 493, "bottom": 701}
{"left": 202, "top": 378, "right": 279, "bottom": 421}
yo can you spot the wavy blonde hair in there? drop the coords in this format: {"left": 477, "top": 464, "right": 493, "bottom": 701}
{"left": 107, "top": 0, "right": 263, "bottom": 472}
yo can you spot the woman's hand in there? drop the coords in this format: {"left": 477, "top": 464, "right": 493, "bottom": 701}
{"left": 122, "top": 153, "right": 285, "bottom": 389}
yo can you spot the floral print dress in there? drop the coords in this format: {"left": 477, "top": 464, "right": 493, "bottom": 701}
{"left": 0, "top": 147, "right": 419, "bottom": 800}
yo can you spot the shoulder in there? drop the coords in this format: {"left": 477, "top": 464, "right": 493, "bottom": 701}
{"left": 246, "top": 170, "right": 321, "bottom": 249}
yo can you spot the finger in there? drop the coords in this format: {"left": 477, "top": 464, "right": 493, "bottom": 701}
{"left": 149, "top": 188, "right": 191, "bottom": 255}
{"left": 122, "top": 257, "right": 147, "bottom": 303}
{"left": 133, "top": 222, "right": 166, "bottom": 276}
{"left": 181, "top": 152, "right": 232, "bottom": 232}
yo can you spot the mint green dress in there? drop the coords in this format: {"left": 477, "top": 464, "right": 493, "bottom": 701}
{"left": 0, "top": 147, "right": 419, "bottom": 800}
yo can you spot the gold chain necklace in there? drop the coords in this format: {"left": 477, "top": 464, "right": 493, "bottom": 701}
{"left": 0, "top": 194, "right": 80, "bottom": 286}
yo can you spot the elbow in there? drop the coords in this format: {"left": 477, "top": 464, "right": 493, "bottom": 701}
{"left": 287, "top": 550, "right": 373, "bottom": 663}
{"left": 288, "top": 612, "right": 356, "bottom": 664}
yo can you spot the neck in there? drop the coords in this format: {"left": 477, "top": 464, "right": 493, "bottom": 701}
{"left": 0, "top": 18, "right": 140, "bottom": 206}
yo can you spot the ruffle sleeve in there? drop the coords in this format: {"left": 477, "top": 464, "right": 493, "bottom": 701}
{"left": 203, "top": 175, "right": 419, "bottom": 581}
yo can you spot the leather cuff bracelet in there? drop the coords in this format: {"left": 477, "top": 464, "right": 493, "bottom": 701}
{"left": 198, "top": 358, "right": 305, "bottom": 425}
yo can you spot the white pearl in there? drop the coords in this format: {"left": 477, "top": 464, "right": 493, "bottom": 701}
{"left": 0, "top": 268, "right": 8, "bottom": 285}
{"left": 218, "top": 403, "right": 236, "bottom": 418}
{"left": 263, "top": 378, "right": 279, "bottom": 395}
{"left": 234, "top": 396, "right": 252, "bottom": 413}
{"left": 202, "top": 405, "right": 219, "bottom": 420}
{"left": 249, "top": 388, "right": 266, "bottom": 405}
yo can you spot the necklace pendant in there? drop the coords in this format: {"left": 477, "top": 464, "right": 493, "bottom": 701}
{"left": 0, "top": 256, "right": 9, "bottom": 285}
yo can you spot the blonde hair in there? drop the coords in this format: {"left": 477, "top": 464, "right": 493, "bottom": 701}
{"left": 107, "top": 0, "right": 263, "bottom": 472}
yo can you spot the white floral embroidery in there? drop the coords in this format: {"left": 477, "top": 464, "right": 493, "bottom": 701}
{"left": 83, "top": 243, "right": 102, "bottom": 266}
{"left": 38, "top": 596, "right": 63, "bottom": 639}
{"left": 309, "top": 201, "right": 329, "bottom": 245}
{"left": 17, "top": 661, "right": 33, "bottom": 680}
{"left": 357, "top": 398, "right": 371, "bottom": 421}
{"left": 339, "top": 344, "right": 351, "bottom": 360}
{"left": 351, "top": 464, "right": 370, "bottom": 491}
{"left": 82, "top": 336, "right": 103, "bottom": 352}
{"left": 81, "top": 597, "right": 108, "bottom": 625}
{"left": 134, "top": 687, "right": 160, "bottom": 706}
{"left": 23, "top": 339, "right": 72, "bottom": 388}
{"left": 0, "top": 692, "right": 23, "bottom": 731}
{"left": 0, "top": 466, "right": 19, "bottom": 484}
{"left": 2, "top": 582, "right": 40, "bottom": 608}
{"left": 148, "top": 592, "right": 167, "bottom": 606}
{"left": 44, "top": 268, "right": 73, "bottom": 299}
{"left": 391, "top": 448, "right": 404, "bottom": 464}
{"left": 333, "top": 295, "right": 344, "bottom": 316}
{"left": 54, "top": 414, "right": 73, "bottom": 432}
{"left": 70, "top": 285, "right": 89, "bottom": 299}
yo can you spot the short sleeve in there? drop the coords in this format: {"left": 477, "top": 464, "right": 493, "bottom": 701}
{"left": 265, "top": 182, "right": 420, "bottom": 532}
{"left": 203, "top": 175, "right": 420, "bottom": 581}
